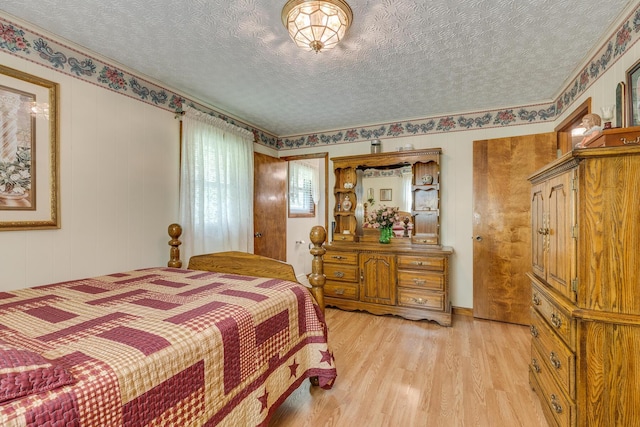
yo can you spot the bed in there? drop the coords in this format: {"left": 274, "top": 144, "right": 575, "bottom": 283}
{"left": 0, "top": 225, "right": 334, "bottom": 426}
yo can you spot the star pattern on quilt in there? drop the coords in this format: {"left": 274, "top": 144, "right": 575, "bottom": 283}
{"left": 319, "top": 349, "right": 333, "bottom": 365}
{"left": 288, "top": 359, "right": 299, "bottom": 378}
{"left": 258, "top": 389, "right": 269, "bottom": 412}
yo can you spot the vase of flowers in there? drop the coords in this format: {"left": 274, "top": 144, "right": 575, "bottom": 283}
{"left": 365, "top": 205, "right": 400, "bottom": 244}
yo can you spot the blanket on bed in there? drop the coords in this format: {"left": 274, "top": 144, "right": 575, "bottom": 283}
{"left": 0, "top": 267, "right": 336, "bottom": 426}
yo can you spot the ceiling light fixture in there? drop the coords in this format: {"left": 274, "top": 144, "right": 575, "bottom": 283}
{"left": 281, "top": 0, "right": 353, "bottom": 53}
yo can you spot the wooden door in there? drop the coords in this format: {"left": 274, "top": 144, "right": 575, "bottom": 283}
{"left": 360, "top": 253, "right": 396, "bottom": 305}
{"left": 253, "top": 152, "right": 287, "bottom": 261}
{"left": 473, "top": 133, "right": 556, "bottom": 325}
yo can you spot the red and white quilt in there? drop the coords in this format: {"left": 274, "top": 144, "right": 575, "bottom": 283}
{"left": 0, "top": 267, "right": 336, "bottom": 426}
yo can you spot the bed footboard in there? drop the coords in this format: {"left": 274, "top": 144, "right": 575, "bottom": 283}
{"left": 167, "top": 224, "right": 327, "bottom": 312}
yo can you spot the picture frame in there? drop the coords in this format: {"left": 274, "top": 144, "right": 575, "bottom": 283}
{"left": 626, "top": 60, "right": 640, "bottom": 127}
{"left": 0, "top": 65, "right": 59, "bottom": 230}
{"left": 616, "top": 81, "right": 626, "bottom": 128}
{"left": 380, "top": 188, "right": 392, "bottom": 201}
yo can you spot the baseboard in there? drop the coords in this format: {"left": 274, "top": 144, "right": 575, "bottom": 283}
{"left": 452, "top": 306, "right": 473, "bottom": 317}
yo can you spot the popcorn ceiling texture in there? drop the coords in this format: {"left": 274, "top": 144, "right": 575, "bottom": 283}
{"left": 0, "top": 0, "right": 632, "bottom": 140}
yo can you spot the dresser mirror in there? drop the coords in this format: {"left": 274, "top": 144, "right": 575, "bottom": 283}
{"left": 331, "top": 149, "right": 441, "bottom": 245}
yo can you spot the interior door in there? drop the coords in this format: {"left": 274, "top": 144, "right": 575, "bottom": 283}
{"left": 254, "top": 152, "right": 287, "bottom": 261}
{"left": 472, "top": 133, "right": 556, "bottom": 325}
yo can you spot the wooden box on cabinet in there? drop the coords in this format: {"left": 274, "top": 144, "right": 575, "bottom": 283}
{"left": 528, "top": 145, "right": 640, "bottom": 426}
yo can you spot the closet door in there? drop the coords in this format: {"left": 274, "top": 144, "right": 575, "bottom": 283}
{"left": 472, "top": 133, "right": 556, "bottom": 325}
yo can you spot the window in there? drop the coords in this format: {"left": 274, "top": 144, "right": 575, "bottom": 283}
{"left": 288, "top": 160, "right": 318, "bottom": 217}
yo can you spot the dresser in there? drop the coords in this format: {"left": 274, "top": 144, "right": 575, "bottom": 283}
{"left": 326, "top": 149, "right": 453, "bottom": 326}
{"left": 324, "top": 243, "right": 453, "bottom": 326}
{"left": 527, "top": 145, "right": 640, "bottom": 426}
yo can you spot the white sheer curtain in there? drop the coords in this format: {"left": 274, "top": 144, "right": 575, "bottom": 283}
{"left": 179, "top": 106, "right": 254, "bottom": 262}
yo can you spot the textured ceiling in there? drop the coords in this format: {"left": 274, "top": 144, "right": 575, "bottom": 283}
{"left": 0, "top": 0, "right": 634, "bottom": 137}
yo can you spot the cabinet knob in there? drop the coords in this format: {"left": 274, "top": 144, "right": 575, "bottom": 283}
{"left": 550, "top": 394, "right": 563, "bottom": 414}
{"left": 550, "top": 352, "right": 561, "bottom": 369}
{"left": 550, "top": 313, "right": 562, "bottom": 328}
{"left": 473, "top": 235, "right": 482, "bottom": 241}
{"left": 532, "top": 294, "right": 541, "bottom": 305}
{"left": 531, "top": 358, "right": 541, "bottom": 373}
{"left": 530, "top": 325, "right": 539, "bottom": 338}
{"left": 537, "top": 227, "right": 549, "bottom": 235}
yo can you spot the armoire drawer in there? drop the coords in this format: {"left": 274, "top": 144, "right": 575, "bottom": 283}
{"left": 529, "top": 349, "right": 576, "bottom": 427}
{"left": 530, "top": 308, "right": 575, "bottom": 400}
{"left": 531, "top": 281, "right": 575, "bottom": 351}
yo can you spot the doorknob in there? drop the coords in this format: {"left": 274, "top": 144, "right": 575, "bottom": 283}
{"left": 473, "top": 235, "right": 482, "bottom": 241}
{"left": 254, "top": 232, "right": 263, "bottom": 238}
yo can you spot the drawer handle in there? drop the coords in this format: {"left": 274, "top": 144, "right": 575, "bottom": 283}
{"left": 537, "top": 227, "right": 549, "bottom": 235}
{"left": 411, "top": 261, "right": 425, "bottom": 266}
{"left": 550, "top": 394, "right": 563, "bottom": 414}
{"left": 418, "top": 239, "right": 428, "bottom": 243}
{"left": 531, "top": 358, "right": 541, "bottom": 373}
{"left": 338, "top": 236, "right": 348, "bottom": 240}
{"left": 334, "top": 288, "right": 345, "bottom": 295}
{"left": 331, "top": 255, "right": 345, "bottom": 260}
{"left": 550, "top": 313, "right": 562, "bottom": 328}
{"left": 333, "top": 271, "right": 345, "bottom": 278}
{"left": 530, "top": 325, "right": 538, "bottom": 338}
{"left": 532, "top": 294, "right": 541, "bottom": 306}
{"left": 412, "top": 279, "right": 426, "bottom": 285}
{"left": 549, "top": 352, "right": 561, "bottom": 369}
{"left": 410, "top": 297, "right": 428, "bottom": 305}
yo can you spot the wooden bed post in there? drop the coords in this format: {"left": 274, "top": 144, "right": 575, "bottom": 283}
{"left": 308, "top": 225, "right": 327, "bottom": 313}
{"left": 168, "top": 223, "right": 183, "bottom": 268}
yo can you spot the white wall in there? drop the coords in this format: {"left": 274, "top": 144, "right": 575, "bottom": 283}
{"left": 0, "top": 54, "right": 180, "bottom": 291}
{"left": 282, "top": 123, "right": 553, "bottom": 309}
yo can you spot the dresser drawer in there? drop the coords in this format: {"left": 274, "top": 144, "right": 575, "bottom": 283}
{"left": 324, "top": 251, "right": 358, "bottom": 265}
{"left": 332, "top": 233, "right": 355, "bottom": 242}
{"left": 397, "top": 288, "right": 444, "bottom": 311}
{"left": 397, "top": 270, "right": 444, "bottom": 291}
{"left": 530, "top": 309, "right": 575, "bottom": 399}
{"left": 531, "top": 281, "right": 575, "bottom": 351}
{"left": 397, "top": 255, "right": 445, "bottom": 271}
{"left": 325, "top": 281, "right": 358, "bottom": 300}
{"left": 325, "top": 263, "right": 358, "bottom": 282}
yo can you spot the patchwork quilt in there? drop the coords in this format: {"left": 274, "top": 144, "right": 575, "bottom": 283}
{"left": 0, "top": 267, "right": 336, "bottom": 426}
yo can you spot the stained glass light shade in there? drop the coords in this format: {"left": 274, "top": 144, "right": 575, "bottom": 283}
{"left": 282, "top": 0, "right": 353, "bottom": 53}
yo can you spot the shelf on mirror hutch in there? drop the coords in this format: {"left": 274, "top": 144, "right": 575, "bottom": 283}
{"left": 328, "top": 148, "right": 453, "bottom": 326}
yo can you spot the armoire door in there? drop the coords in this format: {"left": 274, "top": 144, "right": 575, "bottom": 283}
{"left": 472, "top": 133, "right": 556, "bottom": 325}
{"left": 253, "top": 152, "right": 287, "bottom": 261}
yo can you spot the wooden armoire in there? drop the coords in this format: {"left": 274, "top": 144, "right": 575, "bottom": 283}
{"left": 527, "top": 145, "right": 640, "bottom": 426}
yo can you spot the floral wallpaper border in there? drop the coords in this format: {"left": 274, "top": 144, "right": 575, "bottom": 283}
{"left": 1, "top": 4, "right": 639, "bottom": 151}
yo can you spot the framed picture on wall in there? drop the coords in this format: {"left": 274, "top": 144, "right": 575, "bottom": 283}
{"left": 380, "top": 189, "right": 392, "bottom": 201}
{"left": 626, "top": 60, "right": 640, "bottom": 127}
{"left": 0, "top": 65, "right": 59, "bottom": 230}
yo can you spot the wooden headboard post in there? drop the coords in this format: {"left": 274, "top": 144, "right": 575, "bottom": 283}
{"left": 308, "top": 225, "right": 327, "bottom": 313}
{"left": 168, "top": 223, "right": 183, "bottom": 268}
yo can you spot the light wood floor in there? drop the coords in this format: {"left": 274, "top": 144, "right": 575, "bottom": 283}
{"left": 270, "top": 308, "right": 548, "bottom": 427}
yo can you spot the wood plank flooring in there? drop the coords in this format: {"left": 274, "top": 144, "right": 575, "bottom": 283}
{"left": 270, "top": 308, "right": 548, "bottom": 427}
